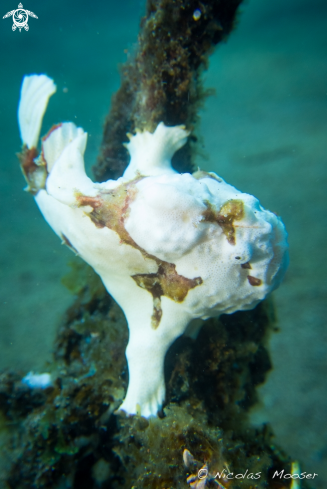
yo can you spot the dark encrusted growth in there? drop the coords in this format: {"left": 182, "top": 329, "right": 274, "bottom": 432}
{"left": 93, "top": 0, "right": 243, "bottom": 182}
{"left": 0, "top": 259, "right": 306, "bottom": 489}
{"left": 0, "top": 261, "right": 127, "bottom": 489}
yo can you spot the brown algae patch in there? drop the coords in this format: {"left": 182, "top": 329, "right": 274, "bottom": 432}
{"left": 247, "top": 275, "right": 262, "bottom": 286}
{"left": 192, "top": 170, "right": 222, "bottom": 182}
{"left": 203, "top": 199, "right": 244, "bottom": 245}
{"left": 132, "top": 264, "right": 202, "bottom": 329}
{"left": 18, "top": 146, "right": 47, "bottom": 195}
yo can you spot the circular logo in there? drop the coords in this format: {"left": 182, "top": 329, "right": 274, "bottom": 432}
{"left": 13, "top": 9, "right": 28, "bottom": 28}
{"left": 3, "top": 3, "right": 38, "bottom": 32}
{"left": 198, "top": 467, "right": 209, "bottom": 479}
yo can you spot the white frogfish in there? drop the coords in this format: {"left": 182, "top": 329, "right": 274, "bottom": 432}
{"left": 17, "top": 74, "right": 289, "bottom": 417}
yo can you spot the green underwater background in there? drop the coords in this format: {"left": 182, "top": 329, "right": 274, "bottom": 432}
{"left": 0, "top": 0, "right": 326, "bottom": 487}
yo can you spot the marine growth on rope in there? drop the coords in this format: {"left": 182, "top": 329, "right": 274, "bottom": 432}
{"left": 17, "top": 75, "right": 289, "bottom": 417}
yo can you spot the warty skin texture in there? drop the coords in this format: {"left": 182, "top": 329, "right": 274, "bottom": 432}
{"left": 17, "top": 74, "right": 289, "bottom": 417}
